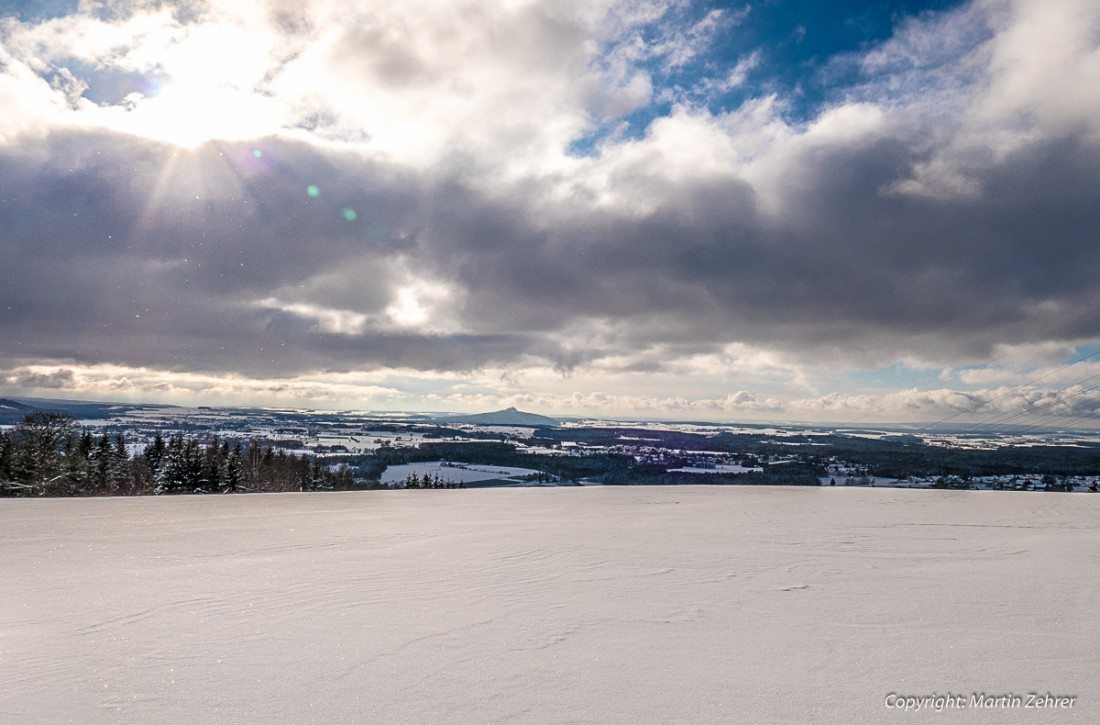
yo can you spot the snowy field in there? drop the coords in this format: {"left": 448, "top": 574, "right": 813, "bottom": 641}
{"left": 3, "top": 487, "right": 1098, "bottom": 724}
{"left": 380, "top": 461, "right": 543, "bottom": 486}
{"left": 668, "top": 463, "right": 764, "bottom": 474}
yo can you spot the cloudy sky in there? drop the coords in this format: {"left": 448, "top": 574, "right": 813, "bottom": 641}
{"left": 2, "top": 0, "right": 1100, "bottom": 425}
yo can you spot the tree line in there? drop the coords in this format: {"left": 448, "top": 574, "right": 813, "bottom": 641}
{"left": 402, "top": 472, "right": 461, "bottom": 489}
{"left": 0, "top": 411, "right": 353, "bottom": 497}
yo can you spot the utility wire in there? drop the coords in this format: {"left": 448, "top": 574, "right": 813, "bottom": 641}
{"left": 915, "top": 346, "right": 1100, "bottom": 433}
{"left": 1001, "top": 391, "right": 1100, "bottom": 438}
{"left": 954, "top": 372, "right": 1100, "bottom": 435}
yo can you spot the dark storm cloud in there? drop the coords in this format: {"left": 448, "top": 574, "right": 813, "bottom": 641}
{"left": 419, "top": 132, "right": 1100, "bottom": 368}
{"left": 0, "top": 130, "right": 483, "bottom": 375}
{"left": 3, "top": 110, "right": 1100, "bottom": 379}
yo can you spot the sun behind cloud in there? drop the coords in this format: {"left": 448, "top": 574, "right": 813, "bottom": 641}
{"left": 112, "top": 10, "right": 288, "bottom": 147}
{"left": 2, "top": 0, "right": 1100, "bottom": 422}
{"left": 0, "top": 2, "right": 290, "bottom": 148}
{"left": 113, "top": 80, "right": 282, "bottom": 149}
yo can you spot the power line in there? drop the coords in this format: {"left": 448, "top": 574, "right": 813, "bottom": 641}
{"left": 999, "top": 390, "right": 1100, "bottom": 438}
{"left": 916, "top": 346, "right": 1100, "bottom": 433}
{"left": 954, "top": 372, "right": 1100, "bottom": 435}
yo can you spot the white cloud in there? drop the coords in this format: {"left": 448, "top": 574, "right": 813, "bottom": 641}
{"left": 255, "top": 299, "right": 370, "bottom": 335}
{"left": 975, "top": 0, "right": 1100, "bottom": 135}
{"left": 1, "top": 363, "right": 402, "bottom": 406}
{"left": 2, "top": 0, "right": 1100, "bottom": 419}
{"left": 384, "top": 278, "right": 459, "bottom": 331}
{"left": 6, "top": 357, "right": 1100, "bottom": 426}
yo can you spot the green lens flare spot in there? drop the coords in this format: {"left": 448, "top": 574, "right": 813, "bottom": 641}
{"left": 307, "top": 185, "right": 320, "bottom": 198}
{"left": 252, "top": 149, "right": 263, "bottom": 158}
{"left": 342, "top": 208, "right": 357, "bottom": 222}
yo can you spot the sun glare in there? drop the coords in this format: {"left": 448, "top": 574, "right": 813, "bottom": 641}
{"left": 121, "top": 82, "right": 280, "bottom": 149}
{"left": 105, "top": 18, "right": 283, "bottom": 148}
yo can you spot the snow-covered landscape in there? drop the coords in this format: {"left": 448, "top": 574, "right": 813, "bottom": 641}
{"left": 4, "top": 0, "right": 1100, "bottom": 720}
{"left": 3, "top": 487, "right": 1097, "bottom": 723}
{"left": 380, "top": 460, "right": 546, "bottom": 487}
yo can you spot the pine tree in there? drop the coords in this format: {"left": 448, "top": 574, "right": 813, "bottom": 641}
{"left": 306, "top": 456, "right": 330, "bottom": 491}
{"left": 111, "top": 434, "right": 130, "bottom": 495}
{"left": 58, "top": 431, "right": 91, "bottom": 495}
{"left": 0, "top": 431, "right": 12, "bottom": 490}
{"left": 155, "top": 435, "right": 198, "bottom": 495}
{"left": 223, "top": 442, "right": 242, "bottom": 493}
{"left": 91, "top": 434, "right": 113, "bottom": 494}
{"left": 244, "top": 439, "right": 264, "bottom": 490}
{"left": 144, "top": 432, "right": 166, "bottom": 474}
{"left": 13, "top": 412, "right": 78, "bottom": 495}
{"left": 200, "top": 438, "right": 225, "bottom": 492}
{"left": 183, "top": 439, "right": 203, "bottom": 491}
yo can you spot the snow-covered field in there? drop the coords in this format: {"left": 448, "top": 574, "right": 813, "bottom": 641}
{"left": 3, "top": 488, "right": 1098, "bottom": 724}
{"left": 380, "top": 461, "right": 543, "bottom": 486}
{"left": 668, "top": 463, "right": 764, "bottom": 474}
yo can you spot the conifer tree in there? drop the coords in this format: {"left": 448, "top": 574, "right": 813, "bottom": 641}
{"left": 58, "top": 431, "right": 91, "bottom": 494}
{"left": 223, "top": 442, "right": 242, "bottom": 493}
{"left": 144, "top": 432, "right": 166, "bottom": 474}
{"left": 111, "top": 434, "right": 130, "bottom": 494}
{"left": 0, "top": 431, "right": 15, "bottom": 494}
{"left": 13, "top": 411, "right": 78, "bottom": 495}
{"left": 200, "top": 438, "right": 225, "bottom": 492}
{"left": 91, "top": 434, "right": 113, "bottom": 493}
{"left": 155, "top": 435, "right": 198, "bottom": 494}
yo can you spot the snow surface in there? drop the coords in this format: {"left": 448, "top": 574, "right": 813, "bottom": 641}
{"left": 3, "top": 487, "right": 1098, "bottom": 724}
{"left": 667, "top": 464, "right": 764, "bottom": 474}
{"left": 380, "top": 461, "right": 543, "bottom": 486}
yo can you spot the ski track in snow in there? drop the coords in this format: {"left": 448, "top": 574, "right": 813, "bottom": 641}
{"left": 2, "top": 487, "right": 1099, "bottom": 724}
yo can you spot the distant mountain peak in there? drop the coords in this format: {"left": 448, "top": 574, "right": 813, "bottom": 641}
{"left": 440, "top": 407, "right": 559, "bottom": 427}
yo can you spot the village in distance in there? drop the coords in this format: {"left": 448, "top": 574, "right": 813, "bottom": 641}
{"left": 3, "top": 396, "right": 1099, "bottom": 497}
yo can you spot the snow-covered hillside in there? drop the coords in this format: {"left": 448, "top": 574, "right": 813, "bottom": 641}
{"left": 3, "top": 488, "right": 1096, "bottom": 723}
